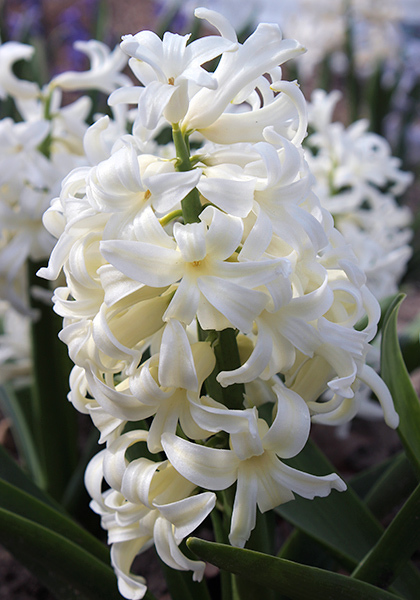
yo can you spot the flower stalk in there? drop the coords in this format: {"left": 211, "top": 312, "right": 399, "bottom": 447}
{"left": 173, "top": 123, "right": 202, "bottom": 223}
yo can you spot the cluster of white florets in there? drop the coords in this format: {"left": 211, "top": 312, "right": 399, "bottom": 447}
{"left": 153, "top": 0, "right": 418, "bottom": 77}
{"left": 0, "top": 38, "right": 130, "bottom": 315}
{"left": 306, "top": 89, "right": 413, "bottom": 301}
{"left": 35, "top": 9, "right": 400, "bottom": 599}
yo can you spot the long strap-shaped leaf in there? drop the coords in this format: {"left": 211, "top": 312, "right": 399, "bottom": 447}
{"left": 0, "top": 478, "right": 109, "bottom": 564}
{"left": 352, "top": 483, "right": 420, "bottom": 588}
{"left": 158, "top": 554, "right": 212, "bottom": 600}
{"left": 381, "top": 293, "right": 420, "bottom": 479}
{"left": 187, "top": 538, "right": 400, "bottom": 600}
{"left": 276, "top": 440, "right": 420, "bottom": 599}
{"left": 0, "top": 384, "right": 45, "bottom": 488}
{"left": 0, "top": 506, "right": 122, "bottom": 600}
{"left": 277, "top": 441, "right": 384, "bottom": 569}
{"left": 0, "top": 442, "right": 61, "bottom": 510}
{"left": 29, "top": 260, "right": 79, "bottom": 501}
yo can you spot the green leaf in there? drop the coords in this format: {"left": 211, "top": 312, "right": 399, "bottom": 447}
{"left": 349, "top": 454, "right": 396, "bottom": 501}
{"left": 355, "top": 294, "right": 397, "bottom": 333}
{"left": 211, "top": 505, "right": 233, "bottom": 600}
{"left": 381, "top": 293, "right": 420, "bottom": 478}
{"left": 276, "top": 441, "right": 382, "bottom": 569}
{"left": 278, "top": 530, "right": 337, "bottom": 572}
{"left": 158, "top": 555, "right": 211, "bottom": 600}
{"left": 61, "top": 424, "right": 102, "bottom": 519}
{"left": 363, "top": 452, "right": 417, "bottom": 520}
{"left": 0, "top": 443, "right": 60, "bottom": 510}
{"left": 187, "top": 538, "right": 400, "bottom": 600}
{"left": 352, "top": 483, "right": 420, "bottom": 588}
{"left": 29, "top": 259, "right": 79, "bottom": 501}
{"left": 0, "top": 478, "right": 109, "bottom": 564}
{"left": 276, "top": 440, "right": 420, "bottom": 599}
{"left": 0, "top": 507, "right": 122, "bottom": 600}
{"left": 0, "top": 384, "right": 44, "bottom": 487}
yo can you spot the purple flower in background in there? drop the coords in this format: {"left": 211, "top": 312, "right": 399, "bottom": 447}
{"left": 52, "top": 0, "right": 102, "bottom": 74}
{"left": 3, "top": 0, "right": 44, "bottom": 40}
{"left": 152, "top": 0, "right": 191, "bottom": 33}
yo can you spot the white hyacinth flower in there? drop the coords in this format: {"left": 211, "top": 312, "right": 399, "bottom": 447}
{"left": 37, "top": 8, "right": 400, "bottom": 597}
{"left": 50, "top": 40, "right": 132, "bottom": 94}
{"left": 306, "top": 89, "right": 413, "bottom": 300}
{"left": 0, "top": 36, "right": 131, "bottom": 314}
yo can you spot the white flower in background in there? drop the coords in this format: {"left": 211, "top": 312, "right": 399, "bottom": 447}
{"left": 153, "top": 0, "right": 416, "bottom": 79}
{"left": 50, "top": 40, "right": 131, "bottom": 94}
{"left": 152, "top": 0, "right": 345, "bottom": 77}
{"left": 0, "top": 41, "right": 40, "bottom": 100}
{"left": 0, "top": 37, "right": 130, "bottom": 314}
{"left": 38, "top": 8, "right": 400, "bottom": 597}
{"left": 0, "top": 301, "right": 31, "bottom": 386}
{"left": 306, "top": 89, "right": 413, "bottom": 300}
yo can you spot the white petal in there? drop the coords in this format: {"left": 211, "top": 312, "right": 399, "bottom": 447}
{"left": 239, "top": 206, "right": 273, "bottom": 261}
{"left": 194, "top": 7, "right": 238, "bottom": 43}
{"left": 111, "top": 540, "right": 148, "bottom": 600}
{"left": 121, "top": 457, "right": 164, "bottom": 507}
{"left": 198, "top": 276, "right": 268, "bottom": 333}
{"left": 100, "top": 239, "right": 183, "bottom": 286}
{"left": 357, "top": 364, "right": 399, "bottom": 429}
{"left": 0, "top": 42, "right": 40, "bottom": 99}
{"left": 84, "top": 450, "right": 106, "bottom": 507}
{"left": 163, "top": 276, "right": 200, "bottom": 325}
{"left": 86, "top": 368, "right": 156, "bottom": 421}
{"left": 217, "top": 320, "right": 273, "bottom": 386}
{"left": 158, "top": 319, "right": 198, "bottom": 390}
{"left": 161, "top": 433, "right": 239, "bottom": 490}
{"left": 185, "top": 25, "right": 304, "bottom": 131}
{"left": 189, "top": 397, "right": 258, "bottom": 438}
{"left": 155, "top": 492, "right": 216, "bottom": 540}
{"left": 263, "top": 383, "right": 311, "bottom": 458}
{"left": 197, "top": 176, "right": 254, "bottom": 217}
{"left": 148, "top": 397, "right": 183, "bottom": 453}
{"left": 229, "top": 464, "right": 258, "bottom": 548}
{"left": 103, "top": 430, "right": 149, "bottom": 491}
{"left": 200, "top": 205, "right": 243, "bottom": 259}
{"left": 311, "top": 396, "right": 359, "bottom": 426}
{"left": 146, "top": 169, "right": 202, "bottom": 213}
{"left": 173, "top": 221, "right": 207, "bottom": 262}
{"left": 153, "top": 517, "right": 206, "bottom": 581}
{"left": 271, "top": 460, "right": 346, "bottom": 499}
{"left": 139, "top": 80, "right": 177, "bottom": 129}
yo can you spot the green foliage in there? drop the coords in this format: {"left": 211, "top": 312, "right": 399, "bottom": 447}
{"left": 187, "top": 538, "right": 401, "bottom": 600}
{"left": 381, "top": 294, "right": 420, "bottom": 478}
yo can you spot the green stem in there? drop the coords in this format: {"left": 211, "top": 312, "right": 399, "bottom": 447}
{"left": 211, "top": 507, "right": 233, "bottom": 600}
{"left": 198, "top": 326, "right": 245, "bottom": 410}
{"left": 210, "top": 329, "right": 245, "bottom": 411}
{"left": 172, "top": 123, "right": 202, "bottom": 223}
{"left": 352, "top": 483, "right": 420, "bottom": 588}
{"left": 37, "top": 91, "right": 54, "bottom": 158}
{"left": 172, "top": 126, "right": 245, "bottom": 411}
{"left": 344, "top": 2, "right": 360, "bottom": 123}
{"left": 159, "top": 209, "right": 183, "bottom": 227}
{"left": 236, "top": 511, "right": 276, "bottom": 600}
